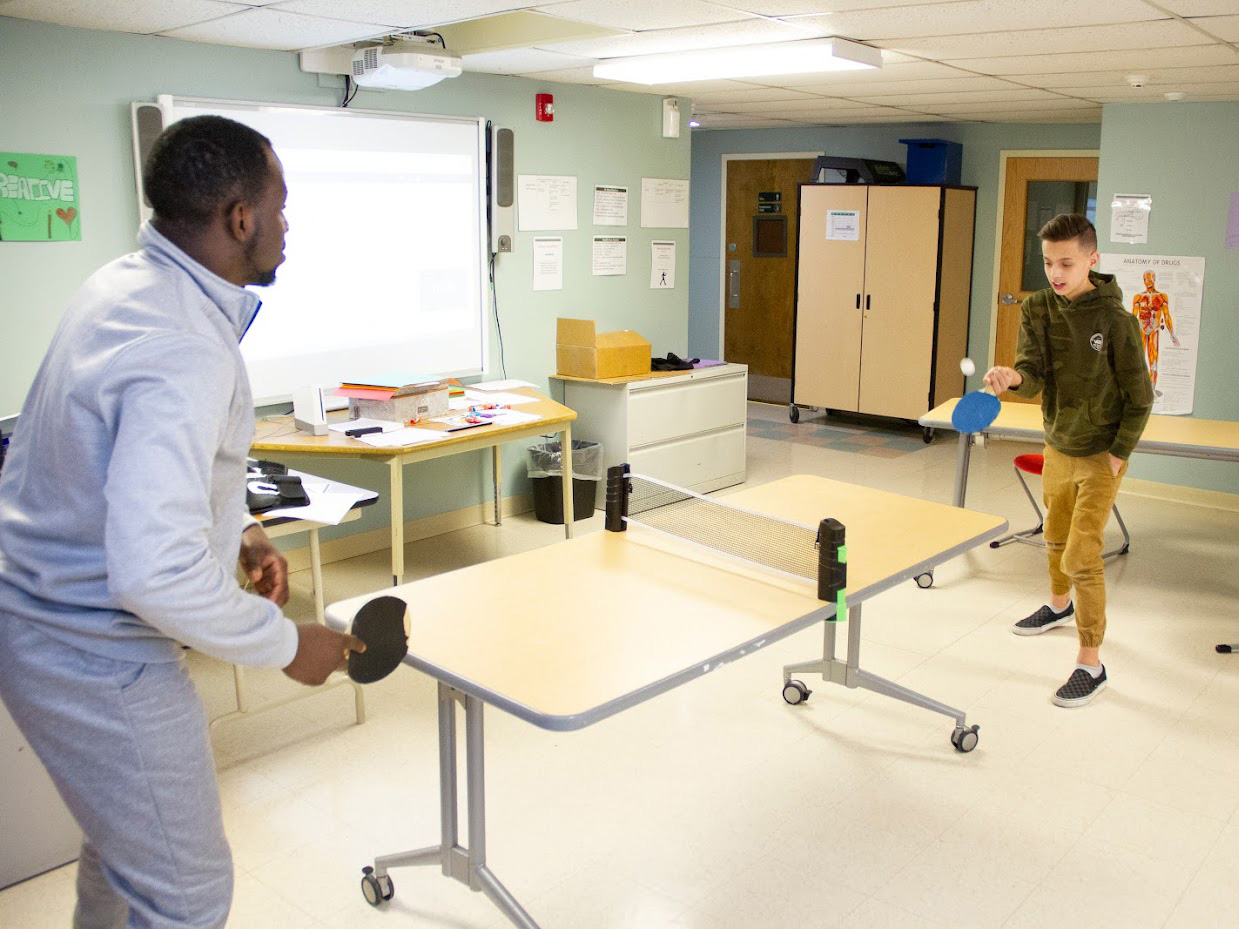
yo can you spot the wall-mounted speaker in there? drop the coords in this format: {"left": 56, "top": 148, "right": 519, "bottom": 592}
{"left": 490, "top": 126, "right": 514, "bottom": 254}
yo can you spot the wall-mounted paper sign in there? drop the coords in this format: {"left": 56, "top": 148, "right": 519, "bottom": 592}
{"left": 518, "top": 175, "right": 578, "bottom": 231}
{"left": 532, "top": 237, "right": 563, "bottom": 291}
{"left": 650, "top": 240, "right": 676, "bottom": 289}
{"left": 1110, "top": 193, "right": 1151, "bottom": 244}
{"left": 592, "top": 235, "right": 627, "bottom": 276}
{"left": 0, "top": 152, "right": 80, "bottom": 242}
{"left": 826, "top": 209, "right": 860, "bottom": 241}
{"left": 593, "top": 185, "right": 628, "bottom": 226}
{"left": 640, "top": 178, "right": 689, "bottom": 229}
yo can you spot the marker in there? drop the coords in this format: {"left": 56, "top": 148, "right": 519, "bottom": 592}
{"left": 346, "top": 425, "right": 384, "bottom": 438}
{"left": 445, "top": 421, "right": 494, "bottom": 433}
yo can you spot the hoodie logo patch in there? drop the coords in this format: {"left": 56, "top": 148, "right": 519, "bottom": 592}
{"left": 1090, "top": 332, "right": 1104, "bottom": 352}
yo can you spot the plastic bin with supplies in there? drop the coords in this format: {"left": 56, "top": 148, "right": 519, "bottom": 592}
{"left": 527, "top": 439, "right": 603, "bottom": 524}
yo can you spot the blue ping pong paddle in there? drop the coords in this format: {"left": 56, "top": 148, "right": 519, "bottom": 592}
{"left": 348, "top": 595, "right": 409, "bottom": 684}
{"left": 951, "top": 388, "right": 1001, "bottom": 434}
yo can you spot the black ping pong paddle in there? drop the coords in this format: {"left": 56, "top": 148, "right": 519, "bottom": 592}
{"left": 348, "top": 595, "right": 409, "bottom": 684}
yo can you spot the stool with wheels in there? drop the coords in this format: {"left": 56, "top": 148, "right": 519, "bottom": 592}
{"left": 989, "top": 453, "right": 1130, "bottom": 558}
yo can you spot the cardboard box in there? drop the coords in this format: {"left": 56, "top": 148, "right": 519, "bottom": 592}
{"left": 556, "top": 318, "right": 651, "bottom": 379}
{"left": 349, "top": 383, "right": 449, "bottom": 423}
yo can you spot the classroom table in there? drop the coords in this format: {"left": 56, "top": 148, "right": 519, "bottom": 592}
{"left": 252, "top": 388, "right": 577, "bottom": 585}
{"left": 920, "top": 398, "right": 1239, "bottom": 508}
{"left": 211, "top": 471, "right": 377, "bottom": 730}
{"left": 324, "top": 473, "right": 1007, "bottom": 927}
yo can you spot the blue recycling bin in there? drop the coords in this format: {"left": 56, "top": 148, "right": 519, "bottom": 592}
{"left": 899, "top": 138, "right": 963, "bottom": 186}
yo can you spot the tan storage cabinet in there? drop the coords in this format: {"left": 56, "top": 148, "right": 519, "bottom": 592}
{"left": 791, "top": 184, "right": 976, "bottom": 426}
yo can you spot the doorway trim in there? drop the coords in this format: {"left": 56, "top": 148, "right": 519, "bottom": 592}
{"left": 718, "top": 151, "right": 823, "bottom": 359}
{"left": 987, "top": 149, "right": 1101, "bottom": 367}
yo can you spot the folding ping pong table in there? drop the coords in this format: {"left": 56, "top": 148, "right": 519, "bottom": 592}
{"left": 325, "top": 469, "right": 1008, "bottom": 928}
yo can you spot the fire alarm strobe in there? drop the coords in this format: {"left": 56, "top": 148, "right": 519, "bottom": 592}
{"left": 536, "top": 93, "right": 554, "bottom": 122}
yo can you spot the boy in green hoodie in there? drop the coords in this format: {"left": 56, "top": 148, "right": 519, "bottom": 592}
{"left": 984, "top": 214, "right": 1152, "bottom": 707}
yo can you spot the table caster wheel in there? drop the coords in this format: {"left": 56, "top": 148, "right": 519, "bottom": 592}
{"left": 951, "top": 724, "right": 979, "bottom": 753}
{"left": 361, "top": 866, "right": 394, "bottom": 906}
{"left": 922, "top": 427, "right": 935, "bottom": 444}
{"left": 782, "top": 680, "right": 811, "bottom": 705}
{"left": 789, "top": 404, "right": 800, "bottom": 423}
{"left": 915, "top": 572, "right": 933, "bottom": 589}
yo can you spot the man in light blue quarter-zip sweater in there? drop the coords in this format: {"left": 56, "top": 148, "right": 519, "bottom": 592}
{"left": 0, "top": 116, "right": 364, "bottom": 928}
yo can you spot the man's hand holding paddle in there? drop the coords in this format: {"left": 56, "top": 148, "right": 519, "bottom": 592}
{"left": 284, "top": 623, "right": 366, "bottom": 686}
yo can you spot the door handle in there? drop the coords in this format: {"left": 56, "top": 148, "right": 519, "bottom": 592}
{"left": 728, "top": 260, "right": 741, "bottom": 309}
{"left": 855, "top": 293, "right": 861, "bottom": 310}
{"left": 865, "top": 294, "right": 871, "bottom": 311}
{"left": 1000, "top": 293, "right": 1019, "bottom": 305}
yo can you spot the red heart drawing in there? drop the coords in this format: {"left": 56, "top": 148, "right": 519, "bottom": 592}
{"left": 56, "top": 207, "right": 77, "bottom": 227}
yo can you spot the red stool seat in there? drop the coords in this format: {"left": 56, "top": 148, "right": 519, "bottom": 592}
{"left": 991, "top": 453, "right": 1130, "bottom": 558}
{"left": 1014, "top": 453, "right": 1044, "bottom": 476}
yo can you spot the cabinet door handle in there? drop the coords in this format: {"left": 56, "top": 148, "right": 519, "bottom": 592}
{"left": 855, "top": 293, "right": 861, "bottom": 309}
{"left": 865, "top": 295, "right": 871, "bottom": 311}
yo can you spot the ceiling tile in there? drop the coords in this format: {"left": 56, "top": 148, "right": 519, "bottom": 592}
{"left": 530, "top": 0, "right": 748, "bottom": 30}
{"left": 1054, "top": 80, "right": 1239, "bottom": 101}
{"left": 1191, "top": 15, "right": 1239, "bottom": 41}
{"left": 802, "top": 75, "right": 1023, "bottom": 95}
{"left": 1010, "top": 64, "right": 1239, "bottom": 88}
{"left": 712, "top": 0, "right": 969, "bottom": 13}
{"left": 861, "top": 87, "right": 1064, "bottom": 105}
{"left": 689, "top": 86, "right": 826, "bottom": 102}
{"left": 920, "top": 97, "right": 1098, "bottom": 113}
{"left": 267, "top": 0, "right": 538, "bottom": 28}
{"left": 709, "top": 97, "right": 888, "bottom": 112}
{"left": 774, "top": 60, "right": 972, "bottom": 87}
{"left": 793, "top": 0, "right": 1165, "bottom": 41}
{"left": 0, "top": 0, "right": 247, "bottom": 33}
{"left": 540, "top": 15, "right": 824, "bottom": 57}
{"left": 1156, "top": 0, "right": 1239, "bottom": 13}
{"left": 159, "top": 8, "right": 390, "bottom": 50}
{"left": 877, "top": 20, "right": 1205, "bottom": 59}
{"left": 462, "top": 46, "right": 596, "bottom": 73}
{"left": 950, "top": 43, "right": 1239, "bottom": 75}
{"left": 948, "top": 108, "right": 1101, "bottom": 122}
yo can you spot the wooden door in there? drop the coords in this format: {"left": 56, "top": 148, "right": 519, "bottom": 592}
{"left": 724, "top": 158, "right": 816, "bottom": 403}
{"left": 996, "top": 156, "right": 1099, "bottom": 403}
{"left": 858, "top": 186, "right": 941, "bottom": 420}
{"left": 792, "top": 184, "right": 867, "bottom": 412}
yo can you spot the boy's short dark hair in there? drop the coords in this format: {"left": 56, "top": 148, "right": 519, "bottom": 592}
{"left": 143, "top": 115, "right": 273, "bottom": 227}
{"left": 1038, "top": 213, "right": 1097, "bottom": 253}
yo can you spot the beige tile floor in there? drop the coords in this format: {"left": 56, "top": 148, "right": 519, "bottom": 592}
{"left": 4, "top": 401, "right": 1239, "bottom": 929}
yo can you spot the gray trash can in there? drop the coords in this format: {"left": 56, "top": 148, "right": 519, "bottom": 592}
{"left": 527, "top": 440, "right": 602, "bottom": 523}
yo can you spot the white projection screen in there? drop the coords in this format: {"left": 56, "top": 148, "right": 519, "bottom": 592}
{"left": 147, "top": 97, "right": 489, "bottom": 403}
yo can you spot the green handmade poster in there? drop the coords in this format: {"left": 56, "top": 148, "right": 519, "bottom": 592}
{"left": 0, "top": 153, "right": 80, "bottom": 242}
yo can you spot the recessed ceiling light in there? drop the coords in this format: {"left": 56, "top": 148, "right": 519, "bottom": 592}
{"left": 593, "top": 38, "right": 881, "bottom": 85}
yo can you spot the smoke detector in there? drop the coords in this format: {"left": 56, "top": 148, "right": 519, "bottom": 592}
{"left": 1125, "top": 74, "right": 1148, "bottom": 88}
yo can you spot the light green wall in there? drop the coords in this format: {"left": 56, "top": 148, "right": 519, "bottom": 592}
{"left": 687, "top": 121, "right": 1103, "bottom": 374}
{"left": 1097, "top": 101, "right": 1239, "bottom": 494}
{"left": 0, "top": 16, "right": 689, "bottom": 541}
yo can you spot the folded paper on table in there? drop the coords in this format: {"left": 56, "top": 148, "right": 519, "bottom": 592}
{"left": 356, "top": 427, "right": 451, "bottom": 448}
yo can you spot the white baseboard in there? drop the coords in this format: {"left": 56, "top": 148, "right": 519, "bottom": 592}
{"left": 1120, "top": 478, "right": 1239, "bottom": 513}
{"left": 282, "top": 493, "right": 533, "bottom": 573}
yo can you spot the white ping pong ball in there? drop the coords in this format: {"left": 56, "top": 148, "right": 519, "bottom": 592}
{"left": 960, "top": 357, "right": 976, "bottom": 376}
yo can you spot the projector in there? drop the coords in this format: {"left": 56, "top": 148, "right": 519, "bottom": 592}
{"left": 350, "top": 45, "right": 462, "bottom": 90}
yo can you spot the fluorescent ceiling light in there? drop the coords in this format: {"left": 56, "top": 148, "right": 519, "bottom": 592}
{"left": 593, "top": 37, "right": 881, "bottom": 85}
